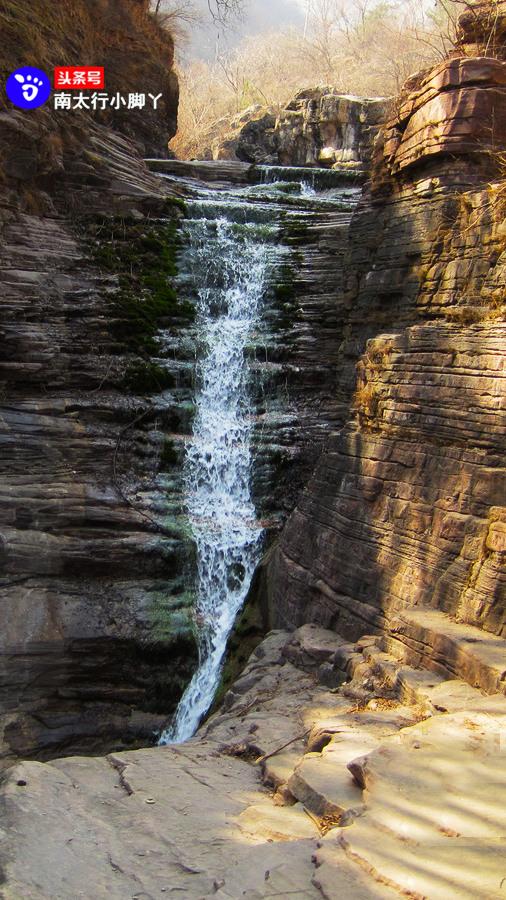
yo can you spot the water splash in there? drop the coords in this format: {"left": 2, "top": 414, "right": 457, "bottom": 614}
{"left": 159, "top": 216, "right": 269, "bottom": 744}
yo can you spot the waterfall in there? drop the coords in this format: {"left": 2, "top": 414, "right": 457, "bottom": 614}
{"left": 155, "top": 169, "right": 359, "bottom": 745}
{"left": 159, "top": 213, "right": 269, "bottom": 744}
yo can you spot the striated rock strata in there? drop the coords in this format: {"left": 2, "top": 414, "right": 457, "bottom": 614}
{"left": 208, "top": 89, "right": 387, "bottom": 171}
{"left": 264, "top": 48, "right": 506, "bottom": 656}
{"left": 0, "top": 1, "right": 198, "bottom": 766}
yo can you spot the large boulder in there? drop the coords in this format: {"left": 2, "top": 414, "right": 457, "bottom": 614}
{"left": 211, "top": 90, "right": 388, "bottom": 170}
{"left": 377, "top": 57, "right": 506, "bottom": 185}
{"left": 210, "top": 105, "right": 278, "bottom": 163}
{"left": 456, "top": 0, "right": 506, "bottom": 58}
{"left": 276, "top": 88, "right": 387, "bottom": 170}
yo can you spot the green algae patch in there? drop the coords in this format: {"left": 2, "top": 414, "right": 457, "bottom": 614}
{"left": 124, "top": 361, "right": 175, "bottom": 394}
{"left": 144, "top": 596, "right": 198, "bottom": 715}
{"left": 159, "top": 437, "right": 179, "bottom": 469}
{"left": 163, "top": 196, "right": 188, "bottom": 215}
{"left": 271, "top": 261, "right": 300, "bottom": 327}
{"left": 89, "top": 216, "right": 195, "bottom": 356}
{"left": 148, "top": 589, "right": 197, "bottom": 645}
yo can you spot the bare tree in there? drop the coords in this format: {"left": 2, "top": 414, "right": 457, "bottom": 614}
{"left": 207, "top": 0, "right": 246, "bottom": 24}
{"left": 153, "top": 0, "right": 245, "bottom": 26}
{"left": 429, "top": 1, "right": 505, "bottom": 58}
{"left": 171, "top": 0, "right": 506, "bottom": 160}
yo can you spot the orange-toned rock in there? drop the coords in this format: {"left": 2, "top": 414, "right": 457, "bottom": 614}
{"left": 380, "top": 57, "right": 506, "bottom": 179}
{"left": 456, "top": 0, "right": 506, "bottom": 58}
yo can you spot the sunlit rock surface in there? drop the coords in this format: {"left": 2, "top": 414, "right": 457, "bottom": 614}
{"left": 210, "top": 89, "right": 387, "bottom": 171}
{"left": 1, "top": 627, "right": 504, "bottom": 898}
{"left": 266, "top": 44, "right": 506, "bottom": 648}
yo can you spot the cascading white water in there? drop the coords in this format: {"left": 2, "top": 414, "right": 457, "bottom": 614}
{"left": 155, "top": 170, "right": 359, "bottom": 745}
{"left": 159, "top": 214, "right": 268, "bottom": 744}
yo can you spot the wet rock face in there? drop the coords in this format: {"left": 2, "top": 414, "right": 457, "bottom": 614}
{"left": 266, "top": 52, "right": 506, "bottom": 645}
{"left": 0, "top": 170, "right": 198, "bottom": 767}
{"left": 212, "top": 90, "right": 387, "bottom": 170}
{"left": 250, "top": 187, "right": 362, "bottom": 523}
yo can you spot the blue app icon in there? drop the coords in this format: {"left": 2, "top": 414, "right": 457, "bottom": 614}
{"left": 6, "top": 67, "right": 51, "bottom": 109}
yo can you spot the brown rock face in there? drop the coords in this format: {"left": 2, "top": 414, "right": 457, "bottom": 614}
{"left": 264, "top": 49, "right": 506, "bottom": 655}
{"left": 275, "top": 89, "right": 387, "bottom": 170}
{"left": 0, "top": 3, "right": 193, "bottom": 766}
{"left": 210, "top": 90, "right": 387, "bottom": 170}
{"left": 268, "top": 323, "right": 505, "bottom": 640}
{"left": 0, "top": 0, "right": 178, "bottom": 156}
{"left": 456, "top": 0, "right": 506, "bottom": 58}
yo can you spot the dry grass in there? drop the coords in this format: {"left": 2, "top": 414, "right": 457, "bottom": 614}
{"left": 0, "top": 0, "right": 174, "bottom": 107}
{"left": 171, "top": 0, "right": 456, "bottom": 159}
{"left": 354, "top": 382, "right": 380, "bottom": 420}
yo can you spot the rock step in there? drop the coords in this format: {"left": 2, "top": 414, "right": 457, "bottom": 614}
{"left": 340, "top": 701, "right": 506, "bottom": 899}
{"left": 146, "top": 158, "right": 253, "bottom": 184}
{"left": 237, "top": 799, "right": 319, "bottom": 841}
{"left": 286, "top": 701, "right": 423, "bottom": 821}
{"left": 379, "top": 608, "right": 506, "bottom": 695}
{"left": 361, "top": 644, "right": 491, "bottom": 713}
{"left": 313, "top": 837, "right": 401, "bottom": 899}
{"left": 338, "top": 822, "right": 506, "bottom": 900}
{"left": 288, "top": 740, "right": 371, "bottom": 820}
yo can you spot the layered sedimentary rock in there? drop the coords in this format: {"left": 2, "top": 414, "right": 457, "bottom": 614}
{"left": 265, "top": 49, "right": 506, "bottom": 655}
{"left": 274, "top": 89, "right": 386, "bottom": 170}
{"left": 1, "top": 625, "right": 504, "bottom": 898}
{"left": 210, "top": 89, "right": 387, "bottom": 170}
{"left": 378, "top": 57, "right": 506, "bottom": 182}
{"left": 0, "top": 2, "right": 198, "bottom": 766}
{"left": 456, "top": 0, "right": 506, "bottom": 58}
{"left": 0, "top": 0, "right": 178, "bottom": 157}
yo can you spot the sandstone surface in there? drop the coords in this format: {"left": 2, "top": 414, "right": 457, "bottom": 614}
{"left": 265, "top": 38, "right": 506, "bottom": 652}
{"left": 1, "top": 628, "right": 504, "bottom": 899}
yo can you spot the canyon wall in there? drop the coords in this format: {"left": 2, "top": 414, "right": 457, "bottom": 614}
{"left": 265, "top": 48, "right": 506, "bottom": 668}
{"left": 0, "top": 2, "right": 363, "bottom": 766}
{"left": 0, "top": 0, "right": 197, "bottom": 766}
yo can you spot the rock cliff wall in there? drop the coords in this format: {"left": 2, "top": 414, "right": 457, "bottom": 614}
{"left": 209, "top": 89, "right": 387, "bottom": 171}
{"left": 265, "top": 49, "right": 506, "bottom": 671}
{"left": 0, "top": 1, "right": 196, "bottom": 766}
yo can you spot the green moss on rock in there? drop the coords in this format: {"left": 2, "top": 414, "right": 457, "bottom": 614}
{"left": 159, "top": 437, "right": 179, "bottom": 469}
{"left": 124, "top": 361, "right": 175, "bottom": 393}
{"left": 90, "top": 216, "right": 195, "bottom": 355}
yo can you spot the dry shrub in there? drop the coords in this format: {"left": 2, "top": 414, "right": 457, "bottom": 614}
{"left": 170, "top": 0, "right": 506, "bottom": 160}
{"left": 171, "top": 0, "right": 464, "bottom": 159}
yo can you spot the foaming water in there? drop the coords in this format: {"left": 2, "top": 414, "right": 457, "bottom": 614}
{"left": 157, "top": 166, "right": 360, "bottom": 745}
{"left": 159, "top": 213, "right": 270, "bottom": 744}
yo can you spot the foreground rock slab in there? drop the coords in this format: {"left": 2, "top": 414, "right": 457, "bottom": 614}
{"left": 1, "top": 627, "right": 504, "bottom": 899}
